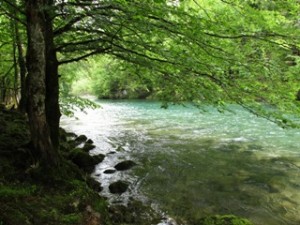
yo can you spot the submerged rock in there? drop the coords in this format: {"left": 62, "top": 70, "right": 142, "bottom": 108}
{"left": 109, "top": 181, "right": 129, "bottom": 194}
{"left": 116, "top": 146, "right": 125, "bottom": 151}
{"left": 114, "top": 160, "right": 137, "bottom": 171}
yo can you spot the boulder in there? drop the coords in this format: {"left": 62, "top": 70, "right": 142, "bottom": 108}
{"left": 75, "top": 135, "right": 88, "bottom": 144}
{"left": 86, "top": 139, "right": 94, "bottom": 144}
{"left": 69, "top": 149, "right": 96, "bottom": 173}
{"left": 82, "top": 143, "right": 96, "bottom": 152}
{"left": 92, "top": 154, "right": 105, "bottom": 164}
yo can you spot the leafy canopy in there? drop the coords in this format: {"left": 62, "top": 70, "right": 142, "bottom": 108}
{"left": 58, "top": 0, "right": 300, "bottom": 126}
{"left": 1, "top": 0, "right": 299, "bottom": 126}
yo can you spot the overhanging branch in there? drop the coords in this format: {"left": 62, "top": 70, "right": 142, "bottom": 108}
{"left": 58, "top": 47, "right": 111, "bottom": 65}
{"left": 54, "top": 15, "right": 86, "bottom": 36}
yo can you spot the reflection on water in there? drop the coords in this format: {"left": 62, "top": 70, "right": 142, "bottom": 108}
{"left": 61, "top": 100, "right": 300, "bottom": 225}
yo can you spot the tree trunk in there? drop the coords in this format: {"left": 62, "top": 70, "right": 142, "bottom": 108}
{"left": 15, "top": 21, "right": 28, "bottom": 113}
{"left": 11, "top": 18, "right": 19, "bottom": 106}
{"left": 44, "top": 0, "right": 61, "bottom": 149}
{"left": 25, "top": 0, "right": 58, "bottom": 166}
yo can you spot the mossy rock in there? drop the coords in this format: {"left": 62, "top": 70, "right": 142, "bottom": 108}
{"left": 69, "top": 150, "right": 104, "bottom": 173}
{"left": 114, "top": 160, "right": 137, "bottom": 171}
{"left": 69, "top": 149, "right": 96, "bottom": 169}
{"left": 197, "top": 215, "right": 253, "bottom": 225}
{"left": 86, "top": 139, "right": 94, "bottom": 144}
{"left": 67, "top": 140, "right": 78, "bottom": 149}
{"left": 92, "top": 154, "right": 105, "bottom": 164}
{"left": 82, "top": 143, "right": 96, "bottom": 152}
{"left": 109, "top": 181, "right": 129, "bottom": 194}
{"left": 75, "top": 135, "right": 88, "bottom": 144}
{"left": 116, "top": 146, "right": 125, "bottom": 151}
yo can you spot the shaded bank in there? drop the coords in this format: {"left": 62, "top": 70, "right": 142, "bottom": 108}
{"left": 0, "top": 108, "right": 109, "bottom": 225}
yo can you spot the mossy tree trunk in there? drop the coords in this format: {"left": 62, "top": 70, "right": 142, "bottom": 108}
{"left": 44, "top": 0, "right": 61, "bottom": 149}
{"left": 25, "top": 0, "right": 59, "bottom": 166}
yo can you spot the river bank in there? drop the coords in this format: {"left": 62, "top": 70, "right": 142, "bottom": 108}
{"left": 0, "top": 108, "right": 163, "bottom": 225}
{"left": 0, "top": 107, "right": 255, "bottom": 225}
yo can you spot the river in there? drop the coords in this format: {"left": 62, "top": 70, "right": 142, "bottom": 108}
{"left": 61, "top": 100, "right": 300, "bottom": 225}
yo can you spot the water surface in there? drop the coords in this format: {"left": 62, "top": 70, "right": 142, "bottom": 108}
{"left": 61, "top": 100, "right": 300, "bottom": 225}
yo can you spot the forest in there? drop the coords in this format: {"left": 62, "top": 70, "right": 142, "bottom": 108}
{"left": 0, "top": 0, "right": 300, "bottom": 225}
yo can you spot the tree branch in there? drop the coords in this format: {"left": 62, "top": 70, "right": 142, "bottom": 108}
{"left": 54, "top": 15, "right": 86, "bottom": 36}
{"left": 58, "top": 47, "right": 111, "bottom": 65}
{"left": 56, "top": 37, "right": 110, "bottom": 52}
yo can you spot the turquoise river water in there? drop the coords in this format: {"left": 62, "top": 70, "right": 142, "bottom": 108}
{"left": 61, "top": 100, "right": 300, "bottom": 225}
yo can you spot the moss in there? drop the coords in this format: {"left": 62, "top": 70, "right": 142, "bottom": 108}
{"left": 197, "top": 215, "right": 254, "bottom": 225}
{"left": 61, "top": 213, "right": 81, "bottom": 224}
{"left": 0, "top": 184, "right": 37, "bottom": 200}
{"left": 0, "top": 176, "right": 111, "bottom": 225}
